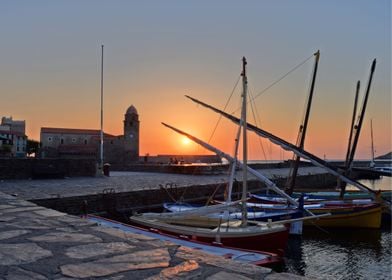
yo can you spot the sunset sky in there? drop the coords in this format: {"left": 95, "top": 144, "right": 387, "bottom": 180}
{"left": 1, "top": 1, "right": 390, "bottom": 160}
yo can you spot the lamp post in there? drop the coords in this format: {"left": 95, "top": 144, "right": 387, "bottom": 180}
{"left": 100, "top": 44, "right": 104, "bottom": 174}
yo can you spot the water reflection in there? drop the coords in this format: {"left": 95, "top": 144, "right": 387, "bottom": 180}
{"left": 283, "top": 236, "right": 306, "bottom": 275}
{"left": 282, "top": 176, "right": 392, "bottom": 279}
{"left": 350, "top": 176, "right": 392, "bottom": 191}
{"left": 284, "top": 228, "right": 391, "bottom": 279}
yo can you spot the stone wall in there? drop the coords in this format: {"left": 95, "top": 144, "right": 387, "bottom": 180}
{"left": 0, "top": 158, "right": 96, "bottom": 179}
{"left": 30, "top": 173, "right": 338, "bottom": 216}
{"left": 31, "top": 182, "right": 254, "bottom": 216}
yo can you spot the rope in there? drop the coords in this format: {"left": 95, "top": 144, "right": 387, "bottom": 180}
{"left": 248, "top": 87, "right": 268, "bottom": 160}
{"left": 231, "top": 54, "right": 314, "bottom": 115}
{"left": 206, "top": 182, "right": 227, "bottom": 206}
{"left": 207, "top": 75, "right": 241, "bottom": 144}
{"left": 160, "top": 184, "right": 177, "bottom": 202}
{"left": 287, "top": 55, "right": 316, "bottom": 179}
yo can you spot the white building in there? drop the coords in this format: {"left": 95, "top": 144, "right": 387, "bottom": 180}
{"left": 0, "top": 117, "right": 27, "bottom": 157}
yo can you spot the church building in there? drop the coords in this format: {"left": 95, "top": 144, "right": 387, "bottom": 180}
{"left": 40, "top": 105, "right": 140, "bottom": 166}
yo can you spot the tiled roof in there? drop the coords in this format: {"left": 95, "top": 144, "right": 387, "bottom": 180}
{"left": 41, "top": 127, "right": 116, "bottom": 137}
{"left": 41, "top": 127, "right": 100, "bottom": 134}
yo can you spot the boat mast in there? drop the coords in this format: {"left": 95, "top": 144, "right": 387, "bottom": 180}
{"left": 226, "top": 120, "right": 242, "bottom": 203}
{"left": 285, "top": 50, "right": 320, "bottom": 195}
{"left": 337, "top": 81, "right": 360, "bottom": 190}
{"left": 370, "top": 119, "right": 375, "bottom": 167}
{"left": 344, "top": 81, "right": 361, "bottom": 169}
{"left": 100, "top": 44, "right": 104, "bottom": 174}
{"left": 340, "top": 59, "right": 376, "bottom": 198}
{"left": 241, "top": 57, "right": 248, "bottom": 226}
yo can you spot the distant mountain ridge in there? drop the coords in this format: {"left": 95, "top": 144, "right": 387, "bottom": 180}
{"left": 376, "top": 152, "right": 392, "bottom": 160}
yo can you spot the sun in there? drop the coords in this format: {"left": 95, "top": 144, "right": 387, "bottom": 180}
{"left": 181, "top": 136, "right": 191, "bottom": 145}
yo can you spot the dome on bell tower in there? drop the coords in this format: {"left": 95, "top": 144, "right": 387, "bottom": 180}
{"left": 126, "top": 105, "right": 138, "bottom": 115}
{"left": 123, "top": 104, "right": 139, "bottom": 161}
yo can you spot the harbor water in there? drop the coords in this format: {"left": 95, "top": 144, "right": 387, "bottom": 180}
{"left": 283, "top": 176, "right": 392, "bottom": 279}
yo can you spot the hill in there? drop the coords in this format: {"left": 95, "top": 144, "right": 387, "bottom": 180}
{"left": 376, "top": 152, "right": 392, "bottom": 160}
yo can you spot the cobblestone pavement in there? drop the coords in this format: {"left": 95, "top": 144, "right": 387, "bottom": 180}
{"left": 0, "top": 167, "right": 327, "bottom": 200}
{"left": 0, "top": 191, "right": 314, "bottom": 279}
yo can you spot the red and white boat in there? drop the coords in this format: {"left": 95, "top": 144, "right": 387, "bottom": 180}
{"left": 88, "top": 214, "right": 283, "bottom": 267}
{"left": 129, "top": 211, "right": 289, "bottom": 255}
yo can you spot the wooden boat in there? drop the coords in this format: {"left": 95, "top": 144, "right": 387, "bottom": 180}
{"left": 163, "top": 202, "right": 305, "bottom": 234}
{"left": 130, "top": 57, "right": 290, "bottom": 256}
{"left": 246, "top": 195, "right": 382, "bottom": 229}
{"left": 302, "top": 202, "right": 382, "bottom": 228}
{"left": 164, "top": 202, "right": 303, "bottom": 221}
{"left": 292, "top": 190, "right": 392, "bottom": 201}
{"left": 87, "top": 214, "right": 283, "bottom": 268}
{"left": 129, "top": 213, "right": 289, "bottom": 255}
{"left": 249, "top": 193, "right": 374, "bottom": 205}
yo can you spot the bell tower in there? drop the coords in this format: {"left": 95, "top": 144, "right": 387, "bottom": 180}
{"left": 123, "top": 105, "right": 139, "bottom": 161}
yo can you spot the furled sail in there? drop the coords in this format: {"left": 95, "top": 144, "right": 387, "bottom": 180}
{"left": 162, "top": 122, "right": 303, "bottom": 209}
{"left": 142, "top": 199, "right": 241, "bottom": 218}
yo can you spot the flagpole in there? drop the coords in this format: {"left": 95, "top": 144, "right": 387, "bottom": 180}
{"left": 100, "top": 44, "right": 104, "bottom": 174}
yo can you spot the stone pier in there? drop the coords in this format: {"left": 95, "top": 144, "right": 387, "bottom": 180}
{"left": 0, "top": 191, "right": 312, "bottom": 279}
{"left": 0, "top": 168, "right": 330, "bottom": 279}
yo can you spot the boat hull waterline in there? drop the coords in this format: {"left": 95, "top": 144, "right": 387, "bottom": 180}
{"left": 302, "top": 203, "right": 382, "bottom": 228}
